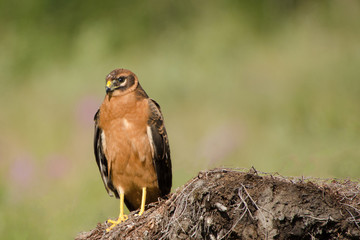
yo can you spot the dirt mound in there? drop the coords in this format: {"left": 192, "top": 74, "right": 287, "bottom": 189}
{"left": 76, "top": 168, "right": 360, "bottom": 239}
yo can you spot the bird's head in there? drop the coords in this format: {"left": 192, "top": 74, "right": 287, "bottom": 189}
{"left": 105, "top": 69, "right": 138, "bottom": 96}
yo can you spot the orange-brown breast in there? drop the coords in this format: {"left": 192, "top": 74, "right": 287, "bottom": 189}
{"left": 99, "top": 92, "right": 160, "bottom": 209}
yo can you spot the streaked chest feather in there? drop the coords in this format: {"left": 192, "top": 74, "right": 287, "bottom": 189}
{"left": 123, "top": 118, "right": 131, "bottom": 129}
{"left": 99, "top": 94, "right": 151, "bottom": 162}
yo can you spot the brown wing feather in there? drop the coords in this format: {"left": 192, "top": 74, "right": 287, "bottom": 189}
{"left": 94, "top": 109, "right": 119, "bottom": 198}
{"left": 148, "top": 99, "right": 172, "bottom": 196}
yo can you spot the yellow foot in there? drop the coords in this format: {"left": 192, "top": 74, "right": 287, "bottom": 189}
{"left": 106, "top": 215, "right": 128, "bottom": 232}
{"left": 135, "top": 187, "right": 147, "bottom": 217}
{"left": 135, "top": 209, "right": 144, "bottom": 217}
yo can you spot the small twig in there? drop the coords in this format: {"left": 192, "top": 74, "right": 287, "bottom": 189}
{"left": 346, "top": 209, "right": 360, "bottom": 229}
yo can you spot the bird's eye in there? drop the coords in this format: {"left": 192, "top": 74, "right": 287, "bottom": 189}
{"left": 117, "top": 77, "right": 127, "bottom": 87}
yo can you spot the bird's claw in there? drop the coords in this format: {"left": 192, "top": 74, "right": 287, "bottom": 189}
{"left": 106, "top": 215, "right": 128, "bottom": 232}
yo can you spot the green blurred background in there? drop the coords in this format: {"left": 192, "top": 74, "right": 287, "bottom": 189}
{"left": 1, "top": 0, "right": 360, "bottom": 239}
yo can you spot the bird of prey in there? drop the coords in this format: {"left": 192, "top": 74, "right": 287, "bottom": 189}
{"left": 94, "top": 68, "right": 172, "bottom": 232}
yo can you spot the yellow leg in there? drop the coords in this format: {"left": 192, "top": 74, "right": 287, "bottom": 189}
{"left": 136, "top": 187, "right": 147, "bottom": 216}
{"left": 106, "top": 192, "right": 128, "bottom": 232}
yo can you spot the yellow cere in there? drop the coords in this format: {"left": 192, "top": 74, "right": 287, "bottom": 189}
{"left": 106, "top": 80, "right": 112, "bottom": 88}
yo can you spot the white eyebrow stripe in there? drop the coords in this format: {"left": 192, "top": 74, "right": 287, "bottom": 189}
{"left": 119, "top": 79, "right": 127, "bottom": 87}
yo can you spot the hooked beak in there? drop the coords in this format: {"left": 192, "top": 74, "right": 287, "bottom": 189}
{"left": 106, "top": 80, "right": 113, "bottom": 93}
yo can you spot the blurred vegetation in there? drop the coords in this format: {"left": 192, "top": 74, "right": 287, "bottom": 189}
{"left": 1, "top": 0, "right": 360, "bottom": 239}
